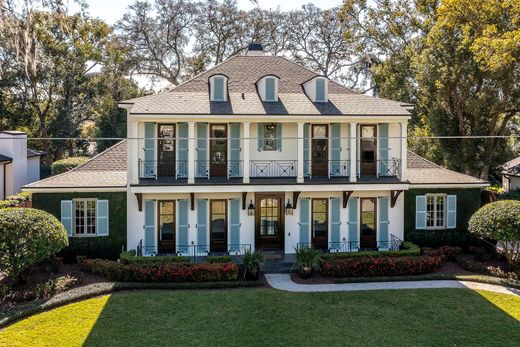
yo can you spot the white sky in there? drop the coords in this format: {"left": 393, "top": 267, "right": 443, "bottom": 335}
{"left": 80, "top": 0, "right": 343, "bottom": 25}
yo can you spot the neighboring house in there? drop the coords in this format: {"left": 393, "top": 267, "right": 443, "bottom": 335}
{"left": 23, "top": 44, "right": 488, "bottom": 259}
{"left": 501, "top": 156, "right": 520, "bottom": 192}
{"left": 0, "top": 131, "right": 46, "bottom": 200}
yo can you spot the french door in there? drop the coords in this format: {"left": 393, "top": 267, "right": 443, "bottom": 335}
{"left": 311, "top": 125, "right": 328, "bottom": 177}
{"left": 360, "top": 198, "right": 377, "bottom": 249}
{"left": 311, "top": 198, "right": 328, "bottom": 250}
{"left": 255, "top": 193, "right": 284, "bottom": 250}
{"left": 157, "top": 124, "right": 175, "bottom": 177}
{"left": 210, "top": 124, "right": 227, "bottom": 178}
{"left": 158, "top": 201, "right": 175, "bottom": 254}
{"left": 360, "top": 125, "right": 377, "bottom": 176}
{"left": 210, "top": 200, "right": 228, "bottom": 253}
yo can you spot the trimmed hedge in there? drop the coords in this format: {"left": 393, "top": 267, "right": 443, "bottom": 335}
{"left": 79, "top": 258, "right": 238, "bottom": 282}
{"left": 207, "top": 255, "right": 233, "bottom": 263}
{"left": 322, "top": 255, "right": 443, "bottom": 278}
{"left": 51, "top": 157, "right": 89, "bottom": 175}
{"left": 406, "top": 229, "right": 486, "bottom": 249}
{"left": 0, "top": 192, "right": 31, "bottom": 209}
{"left": 120, "top": 251, "right": 189, "bottom": 265}
{"left": 322, "top": 242, "right": 420, "bottom": 261}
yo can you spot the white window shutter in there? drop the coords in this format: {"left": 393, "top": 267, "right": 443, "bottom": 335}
{"left": 415, "top": 195, "right": 426, "bottom": 230}
{"left": 446, "top": 195, "right": 457, "bottom": 229}
{"left": 96, "top": 200, "right": 109, "bottom": 236}
{"left": 61, "top": 200, "right": 73, "bottom": 236}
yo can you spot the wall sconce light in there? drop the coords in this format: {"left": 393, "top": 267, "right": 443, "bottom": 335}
{"left": 285, "top": 199, "right": 293, "bottom": 215}
{"left": 247, "top": 200, "right": 255, "bottom": 216}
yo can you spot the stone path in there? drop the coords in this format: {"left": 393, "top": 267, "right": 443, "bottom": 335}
{"left": 265, "top": 274, "right": 520, "bottom": 296}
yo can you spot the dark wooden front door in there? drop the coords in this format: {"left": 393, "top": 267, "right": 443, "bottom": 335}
{"left": 360, "top": 125, "right": 377, "bottom": 176}
{"left": 157, "top": 124, "right": 175, "bottom": 177}
{"left": 210, "top": 124, "right": 227, "bottom": 178}
{"left": 158, "top": 201, "right": 175, "bottom": 254}
{"left": 255, "top": 193, "right": 284, "bottom": 250}
{"left": 360, "top": 198, "right": 377, "bottom": 249}
{"left": 210, "top": 200, "right": 227, "bottom": 253}
{"left": 312, "top": 198, "right": 328, "bottom": 250}
{"left": 311, "top": 124, "right": 328, "bottom": 177}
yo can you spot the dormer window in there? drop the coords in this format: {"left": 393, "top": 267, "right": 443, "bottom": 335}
{"left": 210, "top": 75, "right": 227, "bottom": 101}
{"left": 303, "top": 76, "right": 328, "bottom": 102}
{"left": 257, "top": 75, "right": 279, "bottom": 102}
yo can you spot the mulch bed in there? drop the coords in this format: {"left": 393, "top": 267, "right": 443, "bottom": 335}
{"left": 290, "top": 272, "right": 335, "bottom": 284}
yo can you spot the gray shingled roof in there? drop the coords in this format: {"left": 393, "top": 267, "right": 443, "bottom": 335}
{"left": 502, "top": 156, "right": 520, "bottom": 176}
{"left": 24, "top": 141, "right": 127, "bottom": 189}
{"left": 121, "top": 55, "right": 411, "bottom": 116}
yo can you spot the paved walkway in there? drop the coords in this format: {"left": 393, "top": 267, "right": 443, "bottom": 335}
{"left": 265, "top": 274, "right": 520, "bottom": 296}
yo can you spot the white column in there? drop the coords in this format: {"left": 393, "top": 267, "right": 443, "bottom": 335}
{"left": 127, "top": 117, "right": 139, "bottom": 185}
{"left": 400, "top": 121, "right": 408, "bottom": 181}
{"left": 297, "top": 122, "right": 304, "bottom": 183}
{"left": 243, "top": 122, "right": 250, "bottom": 184}
{"left": 188, "top": 121, "right": 196, "bottom": 184}
{"left": 349, "top": 122, "right": 357, "bottom": 182}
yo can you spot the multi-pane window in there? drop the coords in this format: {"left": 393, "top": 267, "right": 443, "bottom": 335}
{"left": 260, "top": 198, "right": 279, "bottom": 236}
{"left": 312, "top": 199, "right": 328, "bottom": 238}
{"left": 263, "top": 124, "right": 277, "bottom": 151}
{"left": 74, "top": 199, "right": 96, "bottom": 235}
{"left": 426, "top": 194, "right": 446, "bottom": 229}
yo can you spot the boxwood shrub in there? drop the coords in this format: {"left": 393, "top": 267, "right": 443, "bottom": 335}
{"left": 120, "top": 250, "right": 189, "bottom": 265}
{"left": 321, "top": 242, "right": 420, "bottom": 261}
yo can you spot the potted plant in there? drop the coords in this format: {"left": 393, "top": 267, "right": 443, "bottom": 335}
{"left": 243, "top": 249, "right": 264, "bottom": 280}
{"left": 294, "top": 246, "right": 323, "bottom": 279}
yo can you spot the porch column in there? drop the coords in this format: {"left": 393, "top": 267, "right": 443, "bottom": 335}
{"left": 400, "top": 121, "right": 408, "bottom": 181}
{"left": 297, "top": 122, "right": 305, "bottom": 183}
{"left": 243, "top": 122, "right": 250, "bottom": 184}
{"left": 188, "top": 121, "right": 195, "bottom": 184}
{"left": 128, "top": 118, "right": 139, "bottom": 185}
{"left": 349, "top": 122, "right": 357, "bottom": 182}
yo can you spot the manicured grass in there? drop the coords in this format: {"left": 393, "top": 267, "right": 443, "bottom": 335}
{"left": 1, "top": 288, "right": 519, "bottom": 346}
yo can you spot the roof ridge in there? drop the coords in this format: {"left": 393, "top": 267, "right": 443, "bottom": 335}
{"left": 407, "top": 150, "right": 442, "bottom": 169}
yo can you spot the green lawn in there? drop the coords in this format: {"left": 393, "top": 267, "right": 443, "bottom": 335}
{"left": 1, "top": 288, "right": 519, "bottom": 346}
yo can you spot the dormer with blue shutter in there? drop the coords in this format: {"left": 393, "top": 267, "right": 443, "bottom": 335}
{"left": 209, "top": 74, "right": 228, "bottom": 101}
{"left": 303, "top": 76, "right": 328, "bottom": 102}
{"left": 257, "top": 75, "right": 279, "bottom": 102}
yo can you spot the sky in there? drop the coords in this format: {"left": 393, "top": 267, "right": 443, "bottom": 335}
{"left": 80, "top": 0, "right": 343, "bottom": 25}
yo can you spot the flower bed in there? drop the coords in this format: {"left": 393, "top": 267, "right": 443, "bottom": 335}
{"left": 423, "top": 246, "right": 462, "bottom": 261}
{"left": 79, "top": 258, "right": 238, "bottom": 282}
{"left": 322, "top": 255, "right": 443, "bottom": 278}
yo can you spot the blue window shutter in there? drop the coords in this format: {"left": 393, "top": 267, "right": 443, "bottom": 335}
{"left": 330, "top": 198, "right": 341, "bottom": 248}
{"left": 303, "top": 124, "right": 310, "bottom": 176}
{"left": 213, "top": 77, "right": 225, "bottom": 101}
{"left": 356, "top": 124, "right": 360, "bottom": 176}
{"left": 96, "top": 200, "right": 109, "bottom": 236}
{"left": 230, "top": 123, "right": 241, "bottom": 177}
{"left": 378, "top": 197, "right": 389, "bottom": 245}
{"left": 299, "top": 198, "right": 310, "bottom": 244}
{"left": 447, "top": 195, "right": 457, "bottom": 229}
{"left": 229, "top": 199, "right": 240, "bottom": 248}
{"left": 196, "top": 123, "right": 208, "bottom": 177}
{"left": 143, "top": 122, "right": 156, "bottom": 178}
{"left": 197, "top": 199, "right": 208, "bottom": 251}
{"left": 61, "top": 200, "right": 73, "bottom": 236}
{"left": 257, "top": 123, "right": 264, "bottom": 151}
{"left": 315, "top": 79, "right": 326, "bottom": 102}
{"left": 275, "top": 123, "right": 282, "bottom": 151}
{"left": 330, "top": 123, "right": 341, "bottom": 176}
{"left": 378, "top": 123, "right": 389, "bottom": 175}
{"left": 177, "top": 200, "right": 189, "bottom": 253}
{"left": 265, "top": 77, "right": 275, "bottom": 101}
{"left": 177, "top": 123, "right": 188, "bottom": 178}
{"left": 416, "top": 195, "right": 427, "bottom": 230}
{"left": 144, "top": 200, "right": 156, "bottom": 254}
{"left": 348, "top": 198, "right": 359, "bottom": 243}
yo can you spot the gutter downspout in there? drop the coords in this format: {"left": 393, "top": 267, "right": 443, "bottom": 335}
{"left": 2, "top": 161, "right": 12, "bottom": 200}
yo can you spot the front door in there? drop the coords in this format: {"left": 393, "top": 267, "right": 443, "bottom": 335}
{"left": 210, "top": 200, "right": 228, "bottom": 253}
{"left": 311, "top": 125, "right": 328, "bottom": 177}
{"left": 360, "top": 125, "right": 377, "bottom": 176}
{"left": 158, "top": 201, "right": 175, "bottom": 254}
{"left": 255, "top": 193, "right": 284, "bottom": 250}
{"left": 157, "top": 124, "right": 175, "bottom": 177}
{"left": 312, "top": 198, "right": 328, "bottom": 250}
{"left": 210, "top": 124, "right": 227, "bottom": 178}
{"left": 360, "top": 198, "right": 377, "bottom": 249}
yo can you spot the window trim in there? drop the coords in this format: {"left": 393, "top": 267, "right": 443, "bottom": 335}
{"left": 262, "top": 123, "right": 278, "bottom": 151}
{"left": 425, "top": 194, "right": 447, "bottom": 230}
{"left": 72, "top": 198, "right": 98, "bottom": 237}
{"left": 210, "top": 75, "right": 227, "bottom": 101}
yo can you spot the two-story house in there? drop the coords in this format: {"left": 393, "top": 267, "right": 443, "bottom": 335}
{"left": 24, "top": 44, "right": 487, "bottom": 260}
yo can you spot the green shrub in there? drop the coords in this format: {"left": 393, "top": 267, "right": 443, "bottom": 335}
{"left": 0, "top": 208, "right": 68, "bottom": 280}
{"left": 469, "top": 200, "right": 520, "bottom": 269}
{"left": 207, "top": 255, "right": 233, "bottom": 263}
{"left": 51, "top": 157, "right": 89, "bottom": 175}
{"left": 322, "top": 242, "right": 420, "bottom": 261}
{"left": 406, "top": 229, "right": 485, "bottom": 249}
{"left": 8, "top": 275, "right": 79, "bottom": 302}
{"left": 120, "top": 250, "right": 189, "bottom": 265}
{"left": 0, "top": 192, "right": 32, "bottom": 209}
{"left": 423, "top": 246, "right": 462, "bottom": 261}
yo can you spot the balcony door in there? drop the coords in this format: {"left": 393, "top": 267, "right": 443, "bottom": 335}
{"left": 311, "top": 125, "right": 328, "bottom": 177}
{"left": 360, "top": 125, "right": 377, "bottom": 176}
{"left": 210, "top": 124, "right": 227, "bottom": 178}
{"left": 158, "top": 201, "right": 175, "bottom": 254}
{"left": 360, "top": 198, "right": 377, "bottom": 249}
{"left": 210, "top": 200, "right": 228, "bottom": 253}
{"left": 312, "top": 198, "right": 328, "bottom": 250}
{"left": 255, "top": 193, "right": 284, "bottom": 250}
{"left": 157, "top": 124, "right": 175, "bottom": 177}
